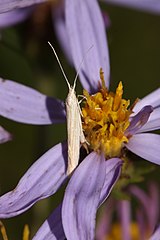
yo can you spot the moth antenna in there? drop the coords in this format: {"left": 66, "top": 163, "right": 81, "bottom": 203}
{"left": 48, "top": 41, "right": 71, "bottom": 90}
{"left": 73, "top": 45, "right": 93, "bottom": 90}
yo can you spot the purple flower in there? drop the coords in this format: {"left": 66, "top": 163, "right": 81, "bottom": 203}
{"left": 129, "top": 183, "right": 160, "bottom": 239}
{"left": 0, "top": 0, "right": 159, "bottom": 239}
{"left": 96, "top": 182, "right": 160, "bottom": 240}
{"left": 64, "top": 0, "right": 160, "bottom": 167}
{"left": 0, "top": 1, "right": 121, "bottom": 239}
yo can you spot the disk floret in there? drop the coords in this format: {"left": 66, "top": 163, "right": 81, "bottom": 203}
{"left": 82, "top": 69, "right": 132, "bottom": 158}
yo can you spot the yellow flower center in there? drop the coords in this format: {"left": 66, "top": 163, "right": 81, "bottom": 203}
{"left": 106, "top": 222, "right": 150, "bottom": 240}
{"left": 82, "top": 68, "right": 132, "bottom": 158}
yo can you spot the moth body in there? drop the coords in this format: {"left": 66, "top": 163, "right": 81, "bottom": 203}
{"left": 48, "top": 42, "right": 86, "bottom": 175}
{"left": 66, "top": 87, "right": 86, "bottom": 174}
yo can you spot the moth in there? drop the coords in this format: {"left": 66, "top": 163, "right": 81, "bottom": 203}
{"left": 48, "top": 42, "right": 87, "bottom": 175}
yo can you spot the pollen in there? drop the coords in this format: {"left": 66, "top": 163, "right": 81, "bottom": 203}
{"left": 82, "top": 68, "right": 132, "bottom": 159}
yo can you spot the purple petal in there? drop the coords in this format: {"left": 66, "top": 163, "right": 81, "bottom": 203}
{"left": 33, "top": 204, "right": 65, "bottom": 240}
{"left": 65, "top": 0, "right": 110, "bottom": 93}
{"left": 0, "top": 0, "right": 47, "bottom": 13}
{"left": 132, "top": 88, "right": 160, "bottom": 115}
{"left": 96, "top": 198, "right": 114, "bottom": 240}
{"left": 0, "top": 142, "right": 68, "bottom": 218}
{"left": 118, "top": 200, "right": 131, "bottom": 240}
{"left": 149, "top": 183, "right": 160, "bottom": 232}
{"left": 130, "top": 185, "right": 149, "bottom": 210}
{"left": 62, "top": 152, "right": 106, "bottom": 240}
{"left": 0, "top": 78, "right": 65, "bottom": 124}
{"left": 129, "top": 185, "right": 150, "bottom": 226}
{"left": 99, "top": 158, "right": 122, "bottom": 205}
{"left": 91, "top": 158, "right": 121, "bottom": 240}
{"left": 33, "top": 159, "right": 121, "bottom": 240}
{"left": 150, "top": 225, "right": 160, "bottom": 240}
{"left": 126, "top": 105, "right": 153, "bottom": 135}
{"left": 0, "top": 126, "right": 12, "bottom": 143}
{"left": 62, "top": 153, "right": 121, "bottom": 240}
{"left": 130, "top": 183, "right": 159, "bottom": 233}
{"left": 102, "top": 11, "right": 111, "bottom": 29}
{"left": 136, "top": 208, "right": 146, "bottom": 240}
{"left": 0, "top": 7, "right": 34, "bottom": 28}
{"left": 103, "top": 0, "right": 160, "bottom": 14}
{"left": 52, "top": 4, "right": 73, "bottom": 64}
{"left": 126, "top": 133, "right": 160, "bottom": 165}
{"left": 137, "top": 107, "right": 160, "bottom": 133}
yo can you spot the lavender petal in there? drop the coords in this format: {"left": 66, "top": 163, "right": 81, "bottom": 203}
{"left": 0, "top": 78, "right": 66, "bottom": 124}
{"left": 62, "top": 153, "right": 121, "bottom": 240}
{"left": 130, "top": 183, "right": 159, "bottom": 234}
{"left": 137, "top": 107, "right": 160, "bottom": 133}
{"left": 32, "top": 159, "right": 121, "bottom": 240}
{"left": 129, "top": 185, "right": 150, "bottom": 219}
{"left": 149, "top": 225, "right": 160, "bottom": 240}
{"left": 118, "top": 200, "right": 131, "bottom": 240}
{"left": 96, "top": 198, "right": 114, "bottom": 240}
{"left": 0, "top": 0, "right": 47, "bottom": 13}
{"left": 131, "top": 185, "right": 149, "bottom": 205}
{"left": 0, "top": 126, "right": 12, "bottom": 143}
{"left": 126, "top": 105, "right": 153, "bottom": 135}
{"left": 126, "top": 133, "right": 160, "bottom": 165}
{"left": 65, "top": 0, "right": 110, "bottom": 93}
{"left": 99, "top": 158, "right": 122, "bottom": 205}
{"left": 132, "top": 88, "right": 160, "bottom": 114}
{"left": 0, "top": 142, "right": 68, "bottom": 218}
{"left": 0, "top": 7, "right": 34, "bottom": 28}
{"left": 62, "top": 152, "right": 106, "bottom": 240}
{"left": 52, "top": 4, "right": 72, "bottom": 64}
{"left": 149, "top": 183, "right": 160, "bottom": 232}
{"left": 33, "top": 204, "right": 65, "bottom": 240}
{"left": 136, "top": 208, "right": 146, "bottom": 240}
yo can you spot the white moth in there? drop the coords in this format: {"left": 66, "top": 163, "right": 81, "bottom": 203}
{"left": 48, "top": 42, "right": 86, "bottom": 175}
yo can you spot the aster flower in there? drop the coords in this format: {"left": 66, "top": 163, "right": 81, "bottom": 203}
{"left": 0, "top": 0, "right": 121, "bottom": 239}
{"left": 0, "top": 0, "right": 159, "bottom": 239}
{"left": 96, "top": 182, "right": 160, "bottom": 240}
{"left": 64, "top": 0, "right": 160, "bottom": 167}
{"left": 129, "top": 182, "right": 160, "bottom": 238}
